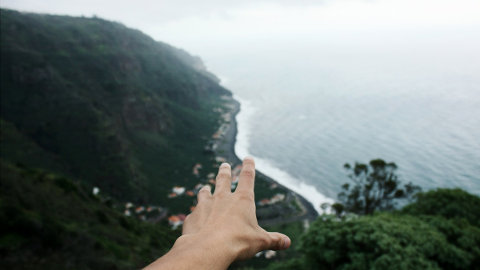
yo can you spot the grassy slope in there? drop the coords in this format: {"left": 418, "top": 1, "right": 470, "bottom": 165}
{"left": 0, "top": 161, "right": 178, "bottom": 269}
{"left": 0, "top": 9, "right": 229, "bottom": 212}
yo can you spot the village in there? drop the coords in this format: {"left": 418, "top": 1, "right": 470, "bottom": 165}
{"left": 88, "top": 97, "right": 311, "bottom": 261}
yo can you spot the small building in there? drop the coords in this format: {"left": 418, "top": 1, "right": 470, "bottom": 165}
{"left": 215, "top": 156, "right": 226, "bottom": 163}
{"left": 172, "top": 186, "right": 186, "bottom": 195}
{"left": 258, "top": 199, "right": 271, "bottom": 206}
{"left": 168, "top": 215, "right": 183, "bottom": 229}
{"left": 194, "top": 183, "right": 204, "bottom": 191}
{"left": 270, "top": 193, "right": 286, "bottom": 204}
{"left": 265, "top": 250, "right": 277, "bottom": 259}
{"left": 192, "top": 163, "right": 203, "bottom": 176}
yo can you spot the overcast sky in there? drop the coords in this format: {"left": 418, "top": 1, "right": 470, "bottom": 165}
{"left": 2, "top": 0, "right": 480, "bottom": 53}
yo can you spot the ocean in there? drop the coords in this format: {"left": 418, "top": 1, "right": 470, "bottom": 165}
{"left": 204, "top": 39, "right": 480, "bottom": 212}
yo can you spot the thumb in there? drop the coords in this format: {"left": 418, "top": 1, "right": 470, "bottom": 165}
{"left": 266, "top": 232, "right": 291, "bottom": 250}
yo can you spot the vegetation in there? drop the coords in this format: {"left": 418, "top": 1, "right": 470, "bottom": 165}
{"left": 2, "top": 9, "right": 478, "bottom": 270}
{"left": 0, "top": 8, "right": 230, "bottom": 212}
{"left": 333, "top": 159, "right": 421, "bottom": 215}
{"left": 0, "top": 161, "right": 178, "bottom": 269}
{"left": 264, "top": 170, "right": 480, "bottom": 270}
{"left": 0, "top": 9, "right": 292, "bottom": 269}
{"left": 267, "top": 210, "right": 480, "bottom": 270}
{"left": 402, "top": 188, "right": 480, "bottom": 227}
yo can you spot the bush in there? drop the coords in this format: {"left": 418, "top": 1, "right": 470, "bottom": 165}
{"left": 402, "top": 188, "right": 480, "bottom": 226}
{"left": 266, "top": 189, "right": 480, "bottom": 270}
{"left": 296, "top": 214, "right": 477, "bottom": 270}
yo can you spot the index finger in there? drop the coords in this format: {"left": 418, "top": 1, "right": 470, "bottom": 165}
{"left": 214, "top": 163, "right": 232, "bottom": 194}
{"left": 235, "top": 157, "right": 256, "bottom": 194}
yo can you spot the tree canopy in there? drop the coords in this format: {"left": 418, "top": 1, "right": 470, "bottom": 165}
{"left": 266, "top": 188, "right": 480, "bottom": 270}
{"left": 266, "top": 160, "right": 480, "bottom": 270}
{"left": 334, "top": 159, "right": 421, "bottom": 215}
{"left": 402, "top": 188, "right": 480, "bottom": 227}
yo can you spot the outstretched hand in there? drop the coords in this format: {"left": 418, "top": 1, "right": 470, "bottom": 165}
{"left": 145, "top": 157, "right": 291, "bottom": 270}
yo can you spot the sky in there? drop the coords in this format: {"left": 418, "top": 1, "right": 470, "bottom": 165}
{"left": 2, "top": 0, "right": 480, "bottom": 59}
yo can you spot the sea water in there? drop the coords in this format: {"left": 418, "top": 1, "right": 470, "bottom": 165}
{"left": 206, "top": 39, "right": 480, "bottom": 212}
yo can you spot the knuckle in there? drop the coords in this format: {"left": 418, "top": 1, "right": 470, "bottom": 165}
{"left": 214, "top": 191, "right": 228, "bottom": 199}
{"left": 259, "top": 234, "right": 271, "bottom": 248}
{"left": 242, "top": 169, "right": 255, "bottom": 178}
{"left": 184, "top": 214, "right": 192, "bottom": 223}
{"left": 197, "top": 191, "right": 211, "bottom": 200}
{"left": 197, "top": 199, "right": 211, "bottom": 208}
{"left": 237, "top": 191, "right": 254, "bottom": 202}
{"left": 216, "top": 171, "right": 231, "bottom": 179}
{"left": 199, "top": 188, "right": 210, "bottom": 195}
{"left": 273, "top": 237, "right": 283, "bottom": 249}
{"left": 243, "top": 157, "right": 255, "bottom": 165}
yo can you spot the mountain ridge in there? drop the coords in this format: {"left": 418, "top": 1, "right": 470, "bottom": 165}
{"left": 1, "top": 8, "right": 229, "bottom": 207}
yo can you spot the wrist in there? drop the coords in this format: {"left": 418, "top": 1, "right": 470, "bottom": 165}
{"left": 171, "top": 233, "right": 238, "bottom": 269}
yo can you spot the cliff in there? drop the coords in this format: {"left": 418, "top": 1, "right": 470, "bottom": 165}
{"left": 1, "top": 9, "right": 230, "bottom": 207}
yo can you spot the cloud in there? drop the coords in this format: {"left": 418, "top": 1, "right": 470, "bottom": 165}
{"left": 2, "top": 0, "right": 479, "bottom": 57}
{"left": 0, "top": 0, "right": 326, "bottom": 23}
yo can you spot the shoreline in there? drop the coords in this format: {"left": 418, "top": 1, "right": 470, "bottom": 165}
{"left": 216, "top": 96, "right": 318, "bottom": 222}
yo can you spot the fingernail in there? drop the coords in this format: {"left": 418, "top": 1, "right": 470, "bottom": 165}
{"left": 220, "top": 163, "right": 230, "bottom": 168}
{"left": 283, "top": 237, "right": 291, "bottom": 249}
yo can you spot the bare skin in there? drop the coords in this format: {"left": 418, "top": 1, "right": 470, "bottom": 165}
{"left": 144, "top": 157, "right": 291, "bottom": 270}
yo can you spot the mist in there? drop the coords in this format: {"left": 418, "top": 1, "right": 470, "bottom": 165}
{"left": 2, "top": 0, "right": 479, "bottom": 60}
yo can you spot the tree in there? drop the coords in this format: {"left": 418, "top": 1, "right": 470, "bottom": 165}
{"left": 267, "top": 189, "right": 480, "bottom": 270}
{"left": 335, "top": 159, "right": 420, "bottom": 215}
{"left": 297, "top": 214, "right": 478, "bottom": 270}
{"left": 402, "top": 188, "right": 480, "bottom": 227}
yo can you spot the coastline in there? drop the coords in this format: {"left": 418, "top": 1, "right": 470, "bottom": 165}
{"left": 216, "top": 96, "right": 319, "bottom": 223}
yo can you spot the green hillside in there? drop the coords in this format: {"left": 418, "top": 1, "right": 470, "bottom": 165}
{"left": 0, "top": 161, "right": 178, "bottom": 269}
{"left": 0, "top": 9, "right": 238, "bottom": 268}
{"left": 0, "top": 9, "right": 230, "bottom": 209}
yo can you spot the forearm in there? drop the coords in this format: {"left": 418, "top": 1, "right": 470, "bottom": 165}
{"left": 144, "top": 234, "right": 236, "bottom": 270}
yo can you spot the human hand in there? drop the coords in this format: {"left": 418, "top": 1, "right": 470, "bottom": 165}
{"left": 144, "top": 157, "right": 291, "bottom": 270}
{"left": 183, "top": 157, "right": 291, "bottom": 258}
